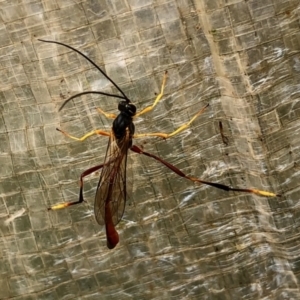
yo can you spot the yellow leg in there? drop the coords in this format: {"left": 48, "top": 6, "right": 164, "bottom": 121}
{"left": 134, "top": 104, "right": 209, "bottom": 139}
{"left": 57, "top": 128, "right": 111, "bottom": 141}
{"left": 135, "top": 71, "right": 168, "bottom": 118}
{"left": 96, "top": 107, "right": 116, "bottom": 119}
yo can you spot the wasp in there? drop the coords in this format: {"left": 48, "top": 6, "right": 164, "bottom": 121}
{"left": 39, "top": 39, "right": 280, "bottom": 249}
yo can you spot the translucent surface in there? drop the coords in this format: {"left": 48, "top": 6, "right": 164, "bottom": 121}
{"left": 0, "top": 0, "right": 299, "bottom": 299}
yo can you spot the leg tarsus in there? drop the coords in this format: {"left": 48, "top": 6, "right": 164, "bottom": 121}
{"left": 56, "top": 128, "right": 111, "bottom": 141}
{"left": 96, "top": 107, "right": 116, "bottom": 119}
{"left": 48, "top": 163, "right": 105, "bottom": 210}
{"left": 134, "top": 104, "right": 209, "bottom": 140}
{"left": 130, "top": 145, "right": 279, "bottom": 197}
{"left": 135, "top": 71, "right": 168, "bottom": 118}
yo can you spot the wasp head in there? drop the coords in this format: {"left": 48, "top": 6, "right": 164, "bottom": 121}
{"left": 118, "top": 100, "right": 136, "bottom": 117}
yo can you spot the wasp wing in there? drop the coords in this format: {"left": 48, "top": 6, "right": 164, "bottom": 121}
{"left": 94, "top": 130, "right": 131, "bottom": 226}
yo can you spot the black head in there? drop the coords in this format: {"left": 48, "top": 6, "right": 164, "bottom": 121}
{"left": 118, "top": 100, "right": 136, "bottom": 117}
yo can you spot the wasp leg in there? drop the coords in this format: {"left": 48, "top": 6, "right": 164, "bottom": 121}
{"left": 135, "top": 71, "right": 168, "bottom": 118}
{"left": 56, "top": 128, "right": 111, "bottom": 141}
{"left": 48, "top": 163, "right": 105, "bottom": 210}
{"left": 131, "top": 145, "right": 280, "bottom": 198}
{"left": 134, "top": 104, "right": 209, "bottom": 139}
{"left": 96, "top": 107, "right": 117, "bottom": 119}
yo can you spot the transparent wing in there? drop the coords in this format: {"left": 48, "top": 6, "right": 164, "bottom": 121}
{"left": 94, "top": 131, "right": 130, "bottom": 226}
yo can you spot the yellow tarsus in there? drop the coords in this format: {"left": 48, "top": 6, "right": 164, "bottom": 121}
{"left": 49, "top": 203, "right": 69, "bottom": 210}
{"left": 252, "top": 189, "right": 279, "bottom": 197}
{"left": 135, "top": 71, "right": 168, "bottom": 118}
{"left": 134, "top": 104, "right": 209, "bottom": 140}
{"left": 96, "top": 107, "right": 116, "bottom": 119}
{"left": 56, "top": 128, "right": 111, "bottom": 141}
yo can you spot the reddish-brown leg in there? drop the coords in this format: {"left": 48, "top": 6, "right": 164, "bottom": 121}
{"left": 48, "top": 163, "right": 106, "bottom": 210}
{"left": 130, "top": 145, "right": 280, "bottom": 197}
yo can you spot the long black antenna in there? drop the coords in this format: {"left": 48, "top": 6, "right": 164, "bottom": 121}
{"left": 59, "top": 91, "right": 127, "bottom": 111}
{"left": 38, "top": 39, "right": 130, "bottom": 103}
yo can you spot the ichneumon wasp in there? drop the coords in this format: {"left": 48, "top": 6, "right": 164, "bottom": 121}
{"left": 39, "top": 39, "right": 280, "bottom": 249}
